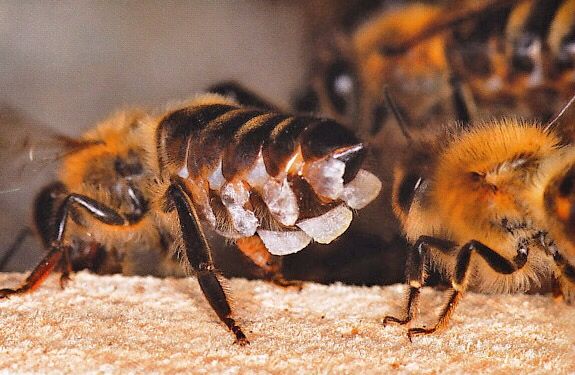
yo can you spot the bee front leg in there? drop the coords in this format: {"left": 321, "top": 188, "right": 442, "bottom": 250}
{"left": 551, "top": 253, "right": 575, "bottom": 304}
{"left": 1, "top": 188, "right": 126, "bottom": 298}
{"left": 383, "top": 236, "right": 456, "bottom": 328}
{"left": 0, "top": 245, "right": 64, "bottom": 298}
{"left": 167, "top": 176, "right": 248, "bottom": 345}
{"left": 407, "top": 239, "right": 529, "bottom": 340}
{"left": 536, "top": 232, "right": 575, "bottom": 302}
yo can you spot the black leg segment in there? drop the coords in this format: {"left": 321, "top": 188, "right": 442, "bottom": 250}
{"left": 454, "top": 239, "right": 528, "bottom": 288}
{"left": 383, "top": 236, "right": 456, "bottom": 327}
{"left": 407, "top": 238, "right": 530, "bottom": 340}
{"left": 167, "top": 176, "right": 248, "bottom": 345}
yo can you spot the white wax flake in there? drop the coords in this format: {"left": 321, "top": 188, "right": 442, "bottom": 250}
{"left": 177, "top": 165, "right": 189, "bottom": 179}
{"left": 257, "top": 229, "right": 311, "bottom": 255}
{"left": 215, "top": 227, "right": 243, "bottom": 240}
{"left": 246, "top": 153, "right": 269, "bottom": 188}
{"left": 207, "top": 160, "right": 226, "bottom": 190}
{"left": 304, "top": 157, "right": 345, "bottom": 199}
{"left": 220, "top": 182, "right": 259, "bottom": 237}
{"left": 296, "top": 205, "right": 352, "bottom": 244}
{"left": 340, "top": 169, "right": 382, "bottom": 209}
{"left": 263, "top": 178, "right": 299, "bottom": 226}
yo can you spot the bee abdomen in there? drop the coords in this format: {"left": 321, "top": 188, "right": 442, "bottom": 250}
{"left": 157, "top": 103, "right": 238, "bottom": 170}
{"left": 221, "top": 114, "right": 290, "bottom": 180}
{"left": 158, "top": 97, "right": 382, "bottom": 255}
{"left": 192, "top": 108, "right": 265, "bottom": 174}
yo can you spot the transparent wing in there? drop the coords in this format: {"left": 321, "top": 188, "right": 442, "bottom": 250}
{"left": 0, "top": 105, "right": 98, "bottom": 193}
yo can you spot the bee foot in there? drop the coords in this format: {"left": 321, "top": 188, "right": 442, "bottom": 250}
{"left": 382, "top": 315, "right": 411, "bottom": 327}
{"left": 59, "top": 274, "right": 72, "bottom": 289}
{"left": 407, "top": 327, "right": 436, "bottom": 342}
{"left": 271, "top": 276, "right": 304, "bottom": 291}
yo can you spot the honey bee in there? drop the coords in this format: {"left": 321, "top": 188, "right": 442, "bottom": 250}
{"left": 383, "top": 93, "right": 575, "bottom": 340}
{"left": 0, "top": 94, "right": 381, "bottom": 344}
{"left": 294, "top": 0, "right": 575, "bottom": 284}
{"left": 299, "top": 0, "right": 575, "bottom": 131}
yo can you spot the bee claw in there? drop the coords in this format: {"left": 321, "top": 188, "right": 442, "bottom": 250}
{"left": 271, "top": 276, "right": 304, "bottom": 291}
{"left": 234, "top": 337, "right": 250, "bottom": 346}
{"left": 407, "top": 327, "right": 435, "bottom": 341}
{"left": 59, "top": 274, "right": 72, "bottom": 289}
{"left": 0, "top": 288, "right": 17, "bottom": 299}
{"left": 382, "top": 315, "right": 410, "bottom": 327}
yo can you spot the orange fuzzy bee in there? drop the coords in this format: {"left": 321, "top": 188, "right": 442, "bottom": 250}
{"left": 384, "top": 93, "right": 575, "bottom": 339}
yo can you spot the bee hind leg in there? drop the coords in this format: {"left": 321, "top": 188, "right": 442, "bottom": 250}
{"left": 167, "top": 176, "right": 248, "bottom": 345}
{"left": 407, "top": 239, "right": 529, "bottom": 341}
{"left": 383, "top": 236, "right": 456, "bottom": 328}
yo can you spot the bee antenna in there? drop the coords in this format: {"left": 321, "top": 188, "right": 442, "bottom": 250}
{"left": 544, "top": 93, "right": 575, "bottom": 132}
{"left": 0, "top": 227, "right": 31, "bottom": 271}
{"left": 383, "top": 87, "right": 413, "bottom": 143}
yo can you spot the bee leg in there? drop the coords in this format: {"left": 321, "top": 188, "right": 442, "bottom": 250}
{"left": 551, "top": 252, "right": 575, "bottom": 304}
{"left": 168, "top": 177, "right": 249, "bottom": 345}
{"left": 0, "top": 191, "right": 126, "bottom": 298}
{"left": 532, "top": 233, "right": 574, "bottom": 303}
{"left": 384, "top": 236, "right": 456, "bottom": 328}
{"left": 0, "top": 245, "right": 63, "bottom": 298}
{"left": 408, "top": 239, "right": 529, "bottom": 340}
{"left": 207, "top": 81, "right": 279, "bottom": 111}
{"left": 235, "top": 235, "right": 302, "bottom": 289}
{"left": 59, "top": 245, "right": 73, "bottom": 289}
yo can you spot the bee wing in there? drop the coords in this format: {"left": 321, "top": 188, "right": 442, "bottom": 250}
{"left": 0, "top": 105, "right": 97, "bottom": 193}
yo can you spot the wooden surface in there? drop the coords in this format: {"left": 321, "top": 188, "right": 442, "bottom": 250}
{"left": 0, "top": 272, "right": 573, "bottom": 374}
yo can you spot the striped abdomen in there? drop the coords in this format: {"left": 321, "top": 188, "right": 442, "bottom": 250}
{"left": 156, "top": 95, "right": 381, "bottom": 255}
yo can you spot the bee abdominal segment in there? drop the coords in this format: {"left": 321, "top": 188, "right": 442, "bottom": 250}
{"left": 156, "top": 99, "right": 381, "bottom": 253}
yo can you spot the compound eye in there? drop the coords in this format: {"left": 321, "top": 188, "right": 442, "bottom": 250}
{"left": 397, "top": 174, "right": 424, "bottom": 213}
{"left": 325, "top": 60, "right": 356, "bottom": 116}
